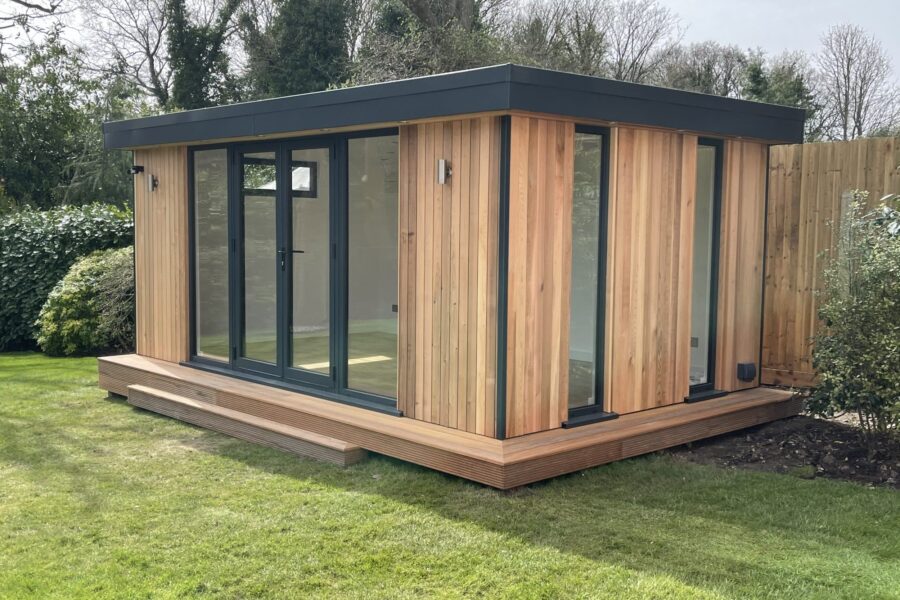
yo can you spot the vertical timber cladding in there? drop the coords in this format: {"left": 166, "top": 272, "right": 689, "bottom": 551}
{"left": 133, "top": 146, "right": 190, "bottom": 363}
{"left": 604, "top": 127, "right": 698, "bottom": 415}
{"left": 397, "top": 117, "right": 501, "bottom": 437}
{"left": 716, "top": 140, "right": 768, "bottom": 391}
{"left": 762, "top": 137, "right": 900, "bottom": 388}
{"left": 505, "top": 116, "right": 575, "bottom": 437}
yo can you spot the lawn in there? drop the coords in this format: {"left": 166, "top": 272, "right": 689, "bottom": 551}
{"left": 1, "top": 353, "right": 898, "bottom": 599}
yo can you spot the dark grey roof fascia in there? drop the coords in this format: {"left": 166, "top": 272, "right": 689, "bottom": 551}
{"left": 506, "top": 65, "right": 805, "bottom": 143}
{"left": 103, "top": 65, "right": 513, "bottom": 149}
{"left": 103, "top": 64, "right": 805, "bottom": 149}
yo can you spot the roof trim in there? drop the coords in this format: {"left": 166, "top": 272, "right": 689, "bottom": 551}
{"left": 103, "top": 64, "right": 805, "bottom": 149}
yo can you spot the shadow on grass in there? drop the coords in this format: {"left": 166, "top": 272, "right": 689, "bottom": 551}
{"left": 2, "top": 350, "right": 896, "bottom": 598}
{"left": 187, "top": 420, "right": 897, "bottom": 597}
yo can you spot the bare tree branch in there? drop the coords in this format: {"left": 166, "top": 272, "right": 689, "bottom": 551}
{"left": 76, "top": 0, "right": 170, "bottom": 107}
{"left": 606, "top": 0, "right": 682, "bottom": 83}
{"left": 817, "top": 24, "right": 898, "bottom": 140}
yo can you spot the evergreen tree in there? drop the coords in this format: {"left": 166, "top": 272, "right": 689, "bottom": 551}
{"left": 242, "top": 0, "right": 350, "bottom": 98}
{"left": 166, "top": 0, "right": 242, "bottom": 109}
{"left": 742, "top": 53, "right": 821, "bottom": 140}
{"left": 0, "top": 31, "right": 135, "bottom": 210}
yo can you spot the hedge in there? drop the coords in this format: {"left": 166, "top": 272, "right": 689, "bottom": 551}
{"left": 36, "top": 246, "right": 135, "bottom": 356}
{"left": 0, "top": 204, "right": 133, "bottom": 350}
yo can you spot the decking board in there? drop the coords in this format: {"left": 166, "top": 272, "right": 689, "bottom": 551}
{"left": 99, "top": 354, "right": 800, "bottom": 489}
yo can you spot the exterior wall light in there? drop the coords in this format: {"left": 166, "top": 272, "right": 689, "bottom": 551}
{"left": 437, "top": 158, "right": 452, "bottom": 185}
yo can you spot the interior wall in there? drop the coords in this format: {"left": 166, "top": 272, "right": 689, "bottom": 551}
{"left": 134, "top": 146, "right": 190, "bottom": 362}
{"left": 604, "top": 127, "right": 698, "bottom": 415}
{"left": 397, "top": 116, "right": 501, "bottom": 437}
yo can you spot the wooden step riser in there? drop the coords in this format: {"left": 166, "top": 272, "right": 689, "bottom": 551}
{"left": 127, "top": 387, "right": 367, "bottom": 467}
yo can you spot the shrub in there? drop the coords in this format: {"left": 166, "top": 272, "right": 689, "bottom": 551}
{"left": 808, "top": 191, "right": 900, "bottom": 440}
{"left": 36, "top": 246, "right": 135, "bottom": 356}
{"left": 0, "top": 203, "right": 132, "bottom": 350}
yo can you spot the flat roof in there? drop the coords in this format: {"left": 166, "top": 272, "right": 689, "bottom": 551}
{"left": 103, "top": 64, "right": 806, "bottom": 149}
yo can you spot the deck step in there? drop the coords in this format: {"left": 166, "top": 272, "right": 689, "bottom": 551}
{"left": 126, "top": 384, "right": 368, "bottom": 466}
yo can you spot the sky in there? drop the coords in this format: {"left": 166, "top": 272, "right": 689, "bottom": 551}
{"left": 2, "top": 0, "right": 899, "bottom": 76}
{"left": 665, "top": 0, "right": 900, "bottom": 66}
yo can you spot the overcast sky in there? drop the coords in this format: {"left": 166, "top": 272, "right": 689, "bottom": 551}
{"left": 666, "top": 0, "right": 900, "bottom": 68}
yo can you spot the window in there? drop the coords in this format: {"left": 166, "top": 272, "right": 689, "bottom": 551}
{"left": 347, "top": 135, "right": 399, "bottom": 398}
{"left": 193, "top": 148, "right": 229, "bottom": 361}
{"left": 690, "top": 141, "right": 722, "bottom": 392}
{"left": 568, "top": 130, "right": 604, "bottom": 410}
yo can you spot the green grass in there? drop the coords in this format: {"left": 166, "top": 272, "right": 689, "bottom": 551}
{"left": 1, "top": 353, "right": 898, "bottom": 599}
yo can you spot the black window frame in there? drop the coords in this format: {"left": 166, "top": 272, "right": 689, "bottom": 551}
{"left": 186, "top": 128, "right": 403, "bottom": 416}
{"left": 188, "top": 143, "right": 232, "bottom": 367}
{"left": 562, "top": 124, "right": 617, "bottom": 428}
{"left": 686, "top": 137, "right": 727, "bottom": 403}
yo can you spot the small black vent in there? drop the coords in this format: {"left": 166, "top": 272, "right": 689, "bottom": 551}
{"left": 737, "top": 362, "right": 757, "bottom": 382}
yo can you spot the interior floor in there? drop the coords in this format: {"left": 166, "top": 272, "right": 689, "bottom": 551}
{"left": 196, "top": 331, "right": 398, "bottom": 398}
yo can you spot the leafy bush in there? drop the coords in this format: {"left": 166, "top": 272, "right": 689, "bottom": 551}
{"left": 36, "top": 247, "right": 135, "bottom": 357}
{"left": 808, "top": 191, "right": 900, "bottom": 439}
{"left": 0, "top": 203, "right": 133, "bottom": 350}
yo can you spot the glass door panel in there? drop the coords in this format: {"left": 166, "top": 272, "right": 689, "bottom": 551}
{"left": 239, "top": 151, "right": 280, "bottom": 369}
{"left": 569, "top": 132, "right": 603, "bottom": 409}
{"left": 288, "top": 147, "right": 332, "bottom": 380}
{"left": 690, "top": 142, "right": 721, "bottom": 392}
{"left": 347, "top": 135, "right": 399, "bottom": 399}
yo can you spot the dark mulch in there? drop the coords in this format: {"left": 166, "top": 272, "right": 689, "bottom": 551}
{"left": 666, "top": 415, "right": 900, "bottom": 488}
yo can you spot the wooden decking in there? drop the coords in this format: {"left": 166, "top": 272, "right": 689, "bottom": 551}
{"left": 99, "top": 354, "right": 802, "bottom": 489}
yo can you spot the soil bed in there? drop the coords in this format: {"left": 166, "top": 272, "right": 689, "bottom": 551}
{"left": 667, "top": 415, "right": 900, "bottom": 488}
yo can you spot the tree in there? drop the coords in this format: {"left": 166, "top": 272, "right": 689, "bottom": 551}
{"left": 502, "top": 0, "right": 570, "bottom": 72}
{"left": 605, "top": 0, "right": 681, "bottom": 83}
{"left": 503, "top": 0, "right": 679, "bottom": 83}
{"left": 817, "top": 24, "right": 899, "bottom": 140}
{"left": 346, "top": 0, "right": 377, "bottom": 62}
{"left": 351, "top": 0, "right": 506, "bottom": 84}
{"left": 659, "top": 41, "right": 746, "bottom": 96}
{"left": 242, "top": 0, "right": 350, "bottom": 98}
{"left": 166, "top": 0, "right": 241, "bottom": 109}
{"left": 77, "top": 0, "right": 171, "bottom": 108}
{"left": 0, "top": 31, "right": 133, "bottom": 209}
{"left": 1, "top": 0, "right": 65, "bottom": 52}
{"left": 744, "top": 51, "right": 823, "bottom": 140}
{"left": 504, "top": 0, "right": 608, "bottom": 76}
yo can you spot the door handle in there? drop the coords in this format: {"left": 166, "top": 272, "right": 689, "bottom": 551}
{"left": 277, "top": 248, "right": 286, "bottom": 271}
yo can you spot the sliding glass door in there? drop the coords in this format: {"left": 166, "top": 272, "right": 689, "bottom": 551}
{"left": 192, "top": 131, "right": 399, "bottom": 410}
